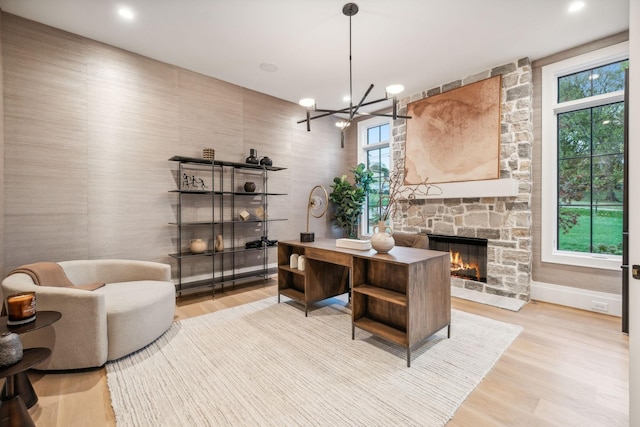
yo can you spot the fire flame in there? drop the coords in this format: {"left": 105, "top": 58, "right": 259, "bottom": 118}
{"left": 450, "top": 251, "right": 480, "bottom": 281}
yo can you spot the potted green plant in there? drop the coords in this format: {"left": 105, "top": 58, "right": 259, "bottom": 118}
{"left": 329, "top": 163, "right": 373, "bottom": 239}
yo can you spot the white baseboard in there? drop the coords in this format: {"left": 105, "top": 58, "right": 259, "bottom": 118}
{"left": 530, "top": 280, "right": 622, "bottom": 317}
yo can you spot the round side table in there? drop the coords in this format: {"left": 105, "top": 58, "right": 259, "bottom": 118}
{"left": 0, "top": 311, "right": 61, "bottom": 408}
{"left": 0, "top": 347, "right": 50, "bottom": 427}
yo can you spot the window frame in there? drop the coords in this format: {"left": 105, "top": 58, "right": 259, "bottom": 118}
{"left": 357, "top": 116, "right": 393, "bottom": 236}
{"left": 541, "top": 41, "right": 628, "bottom": 270}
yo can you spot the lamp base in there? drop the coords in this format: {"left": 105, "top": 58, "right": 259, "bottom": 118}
{"left": 300, "top": 232, "right": 315, "bottom": 242}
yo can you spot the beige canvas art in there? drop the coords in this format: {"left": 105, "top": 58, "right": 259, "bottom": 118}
{"left": 404, "top": 75, "right": 501, "bottom": 185}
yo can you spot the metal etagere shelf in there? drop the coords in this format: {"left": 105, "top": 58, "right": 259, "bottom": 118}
{"left": 169, "top": 155, "right": 286, "bottom": 296}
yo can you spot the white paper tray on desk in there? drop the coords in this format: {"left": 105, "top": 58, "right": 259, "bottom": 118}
{"left": 335, "top": 238, "right": 371, "bottom": 250}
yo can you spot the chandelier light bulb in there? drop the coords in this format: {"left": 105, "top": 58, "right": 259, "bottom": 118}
{"left": 335, "top": 121, "right": 351, "bottom": 129}
{"left": 385, "top": 84, "right": 405, "bottom": 95}
{"left": 299, "top": 98, "right": 316, "bottom": 108}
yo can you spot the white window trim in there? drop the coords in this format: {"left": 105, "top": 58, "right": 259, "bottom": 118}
{"left": 541, "top": 41, "right": 628, "bottom": 270}
{"left": 357, "top": 116, "right": 393, "bottom": 236}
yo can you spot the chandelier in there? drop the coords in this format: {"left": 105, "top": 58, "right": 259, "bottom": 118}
{"left": 297, "top": 3, "right": 411, "bottom": 146}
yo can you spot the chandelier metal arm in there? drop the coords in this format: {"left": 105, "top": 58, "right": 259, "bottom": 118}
{"left": 350, "top": 83, "right": 374, "bottom": 119}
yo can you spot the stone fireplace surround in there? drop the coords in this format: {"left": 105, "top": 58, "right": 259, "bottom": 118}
{"left": 391, "top": 58, "right": 533, "bottom": 301}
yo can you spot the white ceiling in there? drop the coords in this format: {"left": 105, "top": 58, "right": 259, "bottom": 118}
{"left": 0, "top": 0, "right": 630, "bottom": 111}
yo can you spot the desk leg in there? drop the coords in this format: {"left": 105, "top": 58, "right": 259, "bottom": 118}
{"left": 1, "top": 372, "right": 37, "bottom": 409}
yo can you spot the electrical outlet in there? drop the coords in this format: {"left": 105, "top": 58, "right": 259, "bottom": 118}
{"left": 591, "top": 301, "right": 609, "bottom": 312}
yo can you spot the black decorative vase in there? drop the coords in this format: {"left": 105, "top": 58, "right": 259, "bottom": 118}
{"left": 244, "top": 182, "right": 256, "bottom": 192}
{"left": 260, "top": 156, "right": 273, "bottom": 166}
{"left": 245, "top": 149, "right": 259, "bottom": 164}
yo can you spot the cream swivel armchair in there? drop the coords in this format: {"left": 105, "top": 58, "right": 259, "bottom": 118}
{"left": 1, "top": 259, "right": 176, "bottom": 370}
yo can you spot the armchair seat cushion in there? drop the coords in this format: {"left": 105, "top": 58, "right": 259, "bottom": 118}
{"left": 99, "top": 280, "right": 176, "bottom": 361}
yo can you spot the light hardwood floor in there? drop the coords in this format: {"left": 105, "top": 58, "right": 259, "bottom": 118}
{"left": 20, "top": 280, "right": 628, "bottom": 426}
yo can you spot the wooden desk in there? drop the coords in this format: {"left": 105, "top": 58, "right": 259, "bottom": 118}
{"left": 278, "top": 239, "right": 451, "bottom": 366}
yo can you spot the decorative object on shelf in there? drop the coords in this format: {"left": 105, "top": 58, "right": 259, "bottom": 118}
{"left": 300, "top": 185, "right": 328, "bottom": 242}
{"left": 296, "top": 2, "right": 411, "bottom": 147}
{"left": 289, "top": 253, "right": 299, "bottom": 269}
{"left": 215, "top": 235, "right": 224, "bottom": 252}
{"left": 182, "top": 174, "right": 209, "bottom": 191}
{"left": 239, "top": 210, "right": 250, "bottom": 221}
{"left": 371, "top": 221, "right": 395, "bottom": 254}
{"left": 297, "top": 255, "right": 306, "bottom": 271}
{"left": 245, "top": 149, "right": 259, "bottom": 164}
{"left": 329, "top": 164, "right": 374, "bottom": 239}
{"left": 0, "top": 331, "right": 23, "bottom": 367}
{"left": 244, "top": 182, "right": 256, "bottom": 192}
{"left": 335, "top": 238, "right": 372, "bottom": 250}
{"left": 263, "top": 236, "right": 278, "bottom": 246}
{"left": 6, "top": 292, "right": 36, "bottom": 326}
{"left": 245, "top": 236, "right": 278, "bottom": 249}
{"left": 255, "top": 207, "right": 267, "bottom": 220}
{"left": 259, "top": 156, "right": 273, "bottom": 166}
{"left": 202, "top": 148, "right": 215, "bottom": 161}
{"left": 189, "top": 239, "right": 207, "bottom": 254}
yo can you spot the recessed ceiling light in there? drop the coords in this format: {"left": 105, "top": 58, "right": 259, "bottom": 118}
{"left": 118, "top": 6, "right": 135, "bottom": 21}
{"left": 568, "top": 1, "right": 585, "bottom": 13}
{"left": 259, "top": 63, "right": 278, "bottom": 72}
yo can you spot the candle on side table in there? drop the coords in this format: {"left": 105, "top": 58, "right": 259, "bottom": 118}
{"left": 6, "top": 292, "right": 36, "bottom": 326}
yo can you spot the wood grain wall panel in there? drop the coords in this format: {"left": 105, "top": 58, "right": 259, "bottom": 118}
{"left": 177, "top": 69, "right": 243, "bottom": 158}
{"left": 2, "top": 15, "right": 89, "bottom": 270}
{"left": 86, "top": 43, "right": 179, "bottom": 262}
{"left": 5, "top": 215, "right": 89, "bottom": 263}
{"left": 1, "top": 12, "right": 347, "bottom": 277}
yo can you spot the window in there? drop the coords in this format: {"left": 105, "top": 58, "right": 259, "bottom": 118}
{"left": 542, "top": 42, "right": 628, "bottom": 270}
{"left": 357, "top": 117, "right": 392, "bottom": 235}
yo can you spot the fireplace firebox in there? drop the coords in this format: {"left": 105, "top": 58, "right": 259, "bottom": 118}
{"left": 428, "top": 234, "right": 488, "bottom": 283}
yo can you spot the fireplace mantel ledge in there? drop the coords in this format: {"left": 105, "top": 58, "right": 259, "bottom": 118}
{"left": 405, "top": 178, "right": 519, "bottom": 200}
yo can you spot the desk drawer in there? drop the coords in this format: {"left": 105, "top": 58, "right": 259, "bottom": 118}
{"left": 306, "top": 248, "right": 352, "bottom": 267}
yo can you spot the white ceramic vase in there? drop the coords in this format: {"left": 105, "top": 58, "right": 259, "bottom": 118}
{"left": 371, "top": 221, "right": 395, "bottom": 254}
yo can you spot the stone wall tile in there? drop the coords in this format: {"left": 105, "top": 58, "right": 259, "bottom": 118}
{"left": 426, "top": 87, "right": 441, "bottom": 97}
{"left": 433, "top": 222, "right": 455, "bottom": 235}
{"left": 492, "top": 63, "right": 517, "bottom": 76}
{"left": 464, "top": 212, "right": 489, "bottom": 227}
{"left": 457, "top": 227, "right": 476, "bottom": 238}
{"left": 477, "top": 228, "right": 501, "bottom": 239}
{"left": 442, "top": 80, "right": 462, "bottom": 92}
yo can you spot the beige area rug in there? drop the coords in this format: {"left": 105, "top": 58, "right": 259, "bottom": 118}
{"left": 451, "top": 286, "right": 528, "bottom": 312}
{"left": 106, "top": 296, "right": 522, "bottom": 427}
